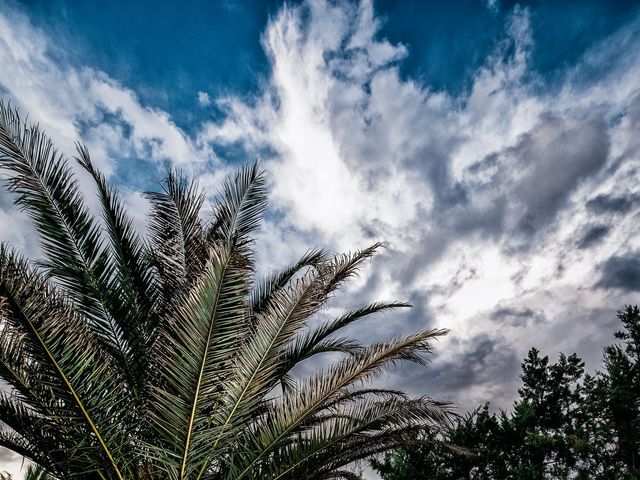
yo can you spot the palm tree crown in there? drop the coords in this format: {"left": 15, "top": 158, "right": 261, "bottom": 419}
{"left": 0, "top": 101, "right": 452, "bottom": 480}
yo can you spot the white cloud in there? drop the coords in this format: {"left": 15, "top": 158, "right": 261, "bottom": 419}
{"left": 0, "top": 5, "right": 213, "bottom": 175}
{"left": 200, "top": 0, "right": 640, "bottom": 413}
{"left": 0, "top": 3, "right": 224, "bottom": 261}
{"left": 197, "top": 90, "right": 211, "bottom": 106}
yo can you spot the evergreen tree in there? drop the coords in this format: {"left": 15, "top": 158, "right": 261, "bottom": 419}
{"left": 372, "top": 306, "right": 640, "bottom": 479}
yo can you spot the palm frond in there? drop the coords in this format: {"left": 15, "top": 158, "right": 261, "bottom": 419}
{"left": 0, "top": 102, "right": 138, "bottom": 387}
{"left": 0, "top": 104, "right": 453, "bottom": 480}
{"left": 148, "top": 244, "right": 250, "bottom": 479}
{"left": 254, "top": 396, "right": 451, "bottom": 480}
{"left": 198, "top": 267, "right": 328, "bottom": 476}
{"left": 251, "top": 248, "right": 328, "bottom": 316}
{"left": 0, "top": 245, "right": 131, "bottom": 479}
{"left": 209, "top": 161, "right": 268, "bottom": 251}
{"left": 228, "top": 328, "right": 449, "bottom": 478}
{"left": 76, "top": 144, "right": 158, "bottom": 390}
{"left": 283, "top": 302, "right": 411, "bottom": 373}
{"left": 0, "top": 428, "right": 50, "bottom": 472}
{"left": 318, "top": 244, "right": 383, "bottom": 296}
{"left": 145, "top": 169, "right": 208, "bottom": 316}
{"left": 24, "top": 465, "right": 53, "bottom": 480}
{"left": 0, "top": 393, "right": 61, "bottom": 473}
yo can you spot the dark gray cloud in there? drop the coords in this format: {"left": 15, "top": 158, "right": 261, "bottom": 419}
{"left": 576, "top": 224, "right": 610, "bottom": 249}
{"left": 405, "top": 112, "right": 613, "bottom": 271}
{"left": 509, "top": 114, "right": 610, "bottom": 238}
{"left": 418, "top": 147, "right": 469, "bottom": 210}
{"left": 389, "top": 334, "right": 521, "bottom": 411}
{"left": 596, "top": 252, "right": 640, "bottom": 292}
{"left": 490, "top": 306, "right": 547, "bottom": 327}
{"left": 432, "top": 335, "right": 520, "bottom": 392}
{"left": 426, "top": 263, "right": 478, "bottom": 298}
{"left": 586, "top": 193, "right": 640, "bottom": 215}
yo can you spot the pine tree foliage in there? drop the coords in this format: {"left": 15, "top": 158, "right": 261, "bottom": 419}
{"left": 372, "top": 307, "right": 640, "bottom": 479}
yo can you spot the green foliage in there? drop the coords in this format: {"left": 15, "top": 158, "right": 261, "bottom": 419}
{"left": 372, "top": 307, "right": 640, "bottom": 479}
{"left": 0, "top": 101, "right": 454, "bottom": 479}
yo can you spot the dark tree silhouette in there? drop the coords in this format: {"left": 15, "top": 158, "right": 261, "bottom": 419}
{"left": 373, "top": 306, "right": 640, "bottom": 479}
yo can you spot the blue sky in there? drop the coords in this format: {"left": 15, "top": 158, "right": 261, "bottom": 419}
{"left": 17, "top": 0, "right": 640, "bottom": 127}
{"left": 1, "top": 0, "right": 640, "bottom": 476}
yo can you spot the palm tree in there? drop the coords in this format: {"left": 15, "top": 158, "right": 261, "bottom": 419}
{"left": 0, "top": 100, "right": 452, "bottom": 480}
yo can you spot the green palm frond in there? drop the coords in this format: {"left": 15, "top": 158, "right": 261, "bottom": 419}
{"left": 250, "top": 248, "right": 328, "bottom": 316}
{"left": 0, "top": 392, "right": 64, "bottom": 475}
{"left": 0, "top": 464, "right": 53, "bottom": 480}
{"left": 149, "top": 245, "right": 250, "bottom": 479}
{"left": 0, "top": 101, "right": 453, "bottom": 479}
{"left": 76, "top": 143, "right": 157, "bottom": 390}
{"left": 0, "top": 429, "right": 42, "bottom": 470}
{"left": 209, "top": 161, "right": 268, "bottom": 251}
{"left": 201, "top": 267, "right": 329, "bottom": 469}
{"left": 226, "top": 328, "right": 449, "bottom": 479}
{"left": 0, "top": 245, "right": 132, "bottom": 478}
{"left": 24, "top": 465, "right": 52, "bottom": 480}
{"left": 0, "top": 101, "right": 142, "bottom": 394}
{"left": 145, "top": 169, "right": 208, "bottom": 308}
{"left": 283, "top": 301, "right": 412, "bottom": 373}
{"left": 257, "top": 396, "right": 449, "bottom": 480}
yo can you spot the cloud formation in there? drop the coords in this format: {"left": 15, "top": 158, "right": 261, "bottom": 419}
{"left": 597, "top": 253, "right": 640, "bottom": 292}
{"left": 199, "top": 0, "right": 640, "bottom": 411}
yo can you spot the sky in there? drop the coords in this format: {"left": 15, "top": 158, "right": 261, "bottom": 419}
{"left": 1, "top": 0, "right": 640, "bottom": 476}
